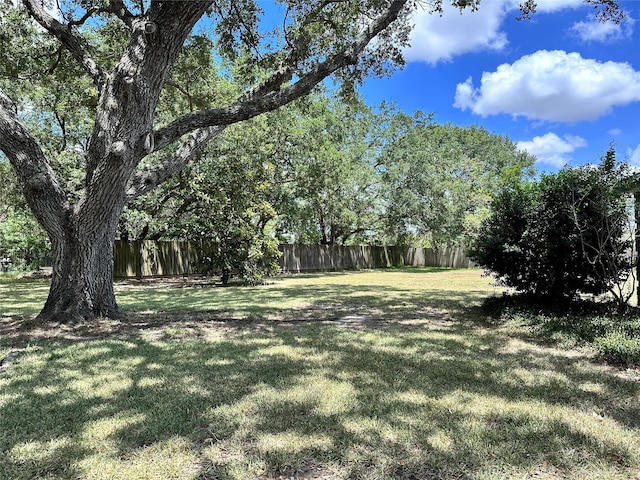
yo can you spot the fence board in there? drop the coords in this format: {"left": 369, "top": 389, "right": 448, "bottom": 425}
{"left": 113, "top": 241, "right": 474, "bottom": 278}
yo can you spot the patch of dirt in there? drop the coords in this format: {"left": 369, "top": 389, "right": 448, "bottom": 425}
{"left": 0, "top": 350, "right": 23, "bottom": 373}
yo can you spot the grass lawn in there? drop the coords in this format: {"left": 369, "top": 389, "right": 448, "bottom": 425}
{"left": 1, "top": 269, "right": 639, "bottom": 480}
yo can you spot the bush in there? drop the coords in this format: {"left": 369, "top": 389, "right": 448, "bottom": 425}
{"left": 197, "top": 227, "right": 281, "bottom": 285}
{"left": 469, "top": 150, "right": 633, "bottom": 302}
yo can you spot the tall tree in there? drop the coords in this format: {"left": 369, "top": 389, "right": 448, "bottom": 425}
{"left": 377, "top": 122, "right": 536, "bottom": 247}
{"left": 272, "top": 95, "right": 382, "bottom": 245}
{"left": 0, "top": 0, "right": 623, "bottom": 323}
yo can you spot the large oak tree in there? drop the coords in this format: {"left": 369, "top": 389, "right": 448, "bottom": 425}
{"left": 0, "top": 0, "right": 622, "bottom": 323}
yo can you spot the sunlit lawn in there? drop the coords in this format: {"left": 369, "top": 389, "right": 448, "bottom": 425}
{"left": 0, "top": 268, "right": 499, "bottom": 322}
{"left": 1, "top": 269, "right": 639, "bottom": 479}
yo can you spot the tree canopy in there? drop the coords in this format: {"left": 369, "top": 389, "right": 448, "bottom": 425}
{"left": 377, "top": 120, "right": 536, "bottom": 247}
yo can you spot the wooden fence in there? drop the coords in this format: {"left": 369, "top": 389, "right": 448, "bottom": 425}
{"left": 113, "top": 240, "right": 474, "bottom": 278}
{"left": 113, "top": 240, "right": 203, "bottom": 278}
{"left": 279, "top": 244, "right": 474, "bottom": 272}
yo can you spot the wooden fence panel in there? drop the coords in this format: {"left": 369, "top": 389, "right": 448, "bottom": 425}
{"left": 114, "top": 240, "right": 205, "bottom": 277}
{"left": 114, "top": 241, "right": 474, "bottom": 277}
{"left": 114, "top": 241, "right": 142, "bottom": 278}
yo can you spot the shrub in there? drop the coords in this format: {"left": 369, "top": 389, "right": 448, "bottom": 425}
{"left": 469, "top": 149, "right": 633, "bottom": 303}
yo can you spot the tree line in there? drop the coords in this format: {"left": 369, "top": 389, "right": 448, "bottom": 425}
{"left": 2, "top": 92, "right": 536, "bottom": 281}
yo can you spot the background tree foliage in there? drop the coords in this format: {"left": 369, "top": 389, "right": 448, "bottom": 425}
{"left": 270, "top": 95, "right": 382, "bottom": 246}
{"left": 123, "top": 114, "right": 282, "bottom": 284}
{"left": 119, "top": 94, "right": 536, "bottom": 255}
{"left": 1, "top": 84, "right": 539, "bottom": 273}
{"left": 0, "top": 162, "right": 50, "bottom": 269}
{"left": 377, "top": 121, "right": 536, "bottom": 247}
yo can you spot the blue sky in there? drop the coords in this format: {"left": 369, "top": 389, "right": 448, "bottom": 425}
{"left": 359, "top": 0, "right": 640, "bottom": 172}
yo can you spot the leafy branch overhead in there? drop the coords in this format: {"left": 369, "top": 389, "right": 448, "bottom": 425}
{"left": 3, "top": 0, "right": 416, "bottom": 202}
{"left": 1, "top": 0, "right": 624, "bottom": 204}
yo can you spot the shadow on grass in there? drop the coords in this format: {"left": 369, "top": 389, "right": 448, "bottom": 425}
{"left": 1, "top": 275, "right": 495, "bottom": 348}
{"left": 1, "top": 320, "right": 639, "bottom": 479}
{"left": 472, "top": 294, "right": 640, "bottom": 368}
{"left": 0, "top": 278, "right": 51, "bottom": 317}
{"left": 116, "top": 284, "right": 493, "bottom": 320}
{"left": 0, "top": 269, "right": 488, "bottom": 321}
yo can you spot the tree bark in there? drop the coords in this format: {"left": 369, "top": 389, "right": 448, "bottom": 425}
{"left": 37, "top": 183, "right": 127, "bottom": 323}
{"left": 40, "top": 226, "right": 120, "bottom": 323}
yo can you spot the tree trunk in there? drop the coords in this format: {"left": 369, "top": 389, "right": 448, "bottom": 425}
{"left": 319, "top": 210, "right": 329, "bottom": 245}
{"left": 37, "top": 204, "right": 124, "bottom": 323}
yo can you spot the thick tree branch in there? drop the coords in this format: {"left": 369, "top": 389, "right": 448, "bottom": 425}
{"left": 22, "top": 0, "right": 106, "bottom": 88}
{"left": 153, "top": 0, "right": 409, "bottom": 152}
{"left": 66, "top": 7, "right": 98, "bottom": 28}
{"left": 83, "top": 0, "right": 213, "bottom": 185}
{"left": 125, "top": 126, "right": 226, "bottom": 201}
{"left": 132, "top": 0, "right": 409, "bottom": 200}
{"left": 0, "top": 89, "right": 69, "bottom": 238}
{"left": 106, "top": 0, "right": 136, "bottom": 28}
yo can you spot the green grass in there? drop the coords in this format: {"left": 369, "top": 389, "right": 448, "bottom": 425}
{"left": 482, "top": 295, "right": 640, "bottom": 367}
{"left": 0, "top": 276, "right": 51, "bottom": 317}
{"left": 1, "top": 269, "right": 639, "bottom": 479}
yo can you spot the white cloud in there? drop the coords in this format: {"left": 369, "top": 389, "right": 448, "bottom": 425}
{"left": 534, "top": 0, "right": 584, "bottom": 13}
{"left": 571, "top": 16, "right": 635, "bottom": 43}
{"left": 627, "top": 145, "right": 640, "bottom": 167}
{"left": 405, "top": 2, "right": 510, "bottom": 64}
{"left": 454, "top": 77, "right": 476, "bottom": 110}
{"left": 454, "top": 50, "right": 640, "bottom": 122}
{"left": 608, "top": 128, "right": 622, "bottom": 136}
{"left": 517, "top": 133, "right": 587, "bottom": 168}
{"left": 405, "top": 0, "right": 590, "bottom": 64}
